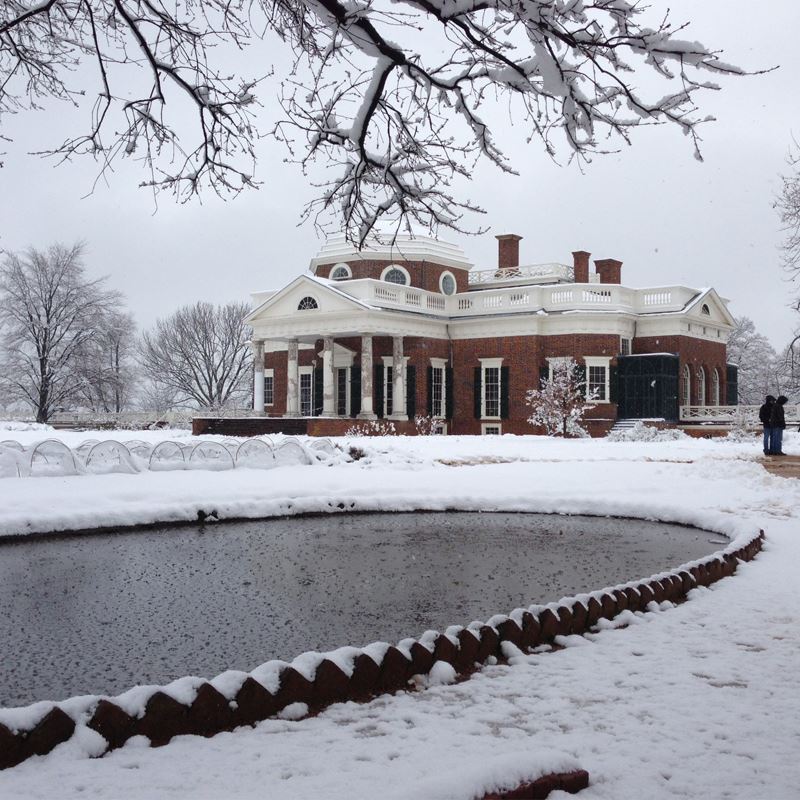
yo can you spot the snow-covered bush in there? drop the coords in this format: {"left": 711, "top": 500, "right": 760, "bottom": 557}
{"left": 345, "top": 420, "right": 397, "bottom": 437}
{"left": 413, "top": 415, "right": 444, "bottom": 435}
{"left": 606, "top": 421, "right": 688, "bottom": 442}
{"left": 526, "top": 358, "right": 591, "bottom": 437}
{"left": 0, "top": 420, "right": 53, "bottom": 432}
{"left": 722, "top": 426, "right": 758, "bottom": 443}
{"left": 719, "top": 410, "right": 758, "bottom": 443}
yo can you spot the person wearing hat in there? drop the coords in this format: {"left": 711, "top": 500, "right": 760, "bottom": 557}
{"left": 768, "top": 395, "right": 788, "bottom": 455}
{"left": 759, "top": 395, "right": 776, "bottom": 455}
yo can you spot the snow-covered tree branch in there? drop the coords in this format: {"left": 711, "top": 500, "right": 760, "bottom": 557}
{"left": 1, "top": 1, "right": 749, "bottom": 243}
{"left": 726, "top": 316, "right": 781, "bottom": 405}
{"left": 777, "top": 144, "right": 800, "bottom": 284}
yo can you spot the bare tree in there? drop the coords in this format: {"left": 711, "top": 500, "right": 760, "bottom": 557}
{"left": 139, "top": 301, "right": 252, "bottom": 409}
{"left": 526, "top": 358, "right": 590, "bottom": 437}
{"left": 0, "top": 243, "right": 123, "bottom": 422}
{"left": 74, "top": 310, "right": 138, "bottom": 412}
{"left": 1, "top": 2, "right": 749, "bottom": 243}
{"left": 136, "top": 378, "right": 182, "bottom": 414}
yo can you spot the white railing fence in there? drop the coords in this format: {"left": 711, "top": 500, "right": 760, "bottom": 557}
{"left": 679, "top": 405, "right": 800, "bottom": 424}
{"left": 468, "top": 263, "right": 573, "bottom": 285}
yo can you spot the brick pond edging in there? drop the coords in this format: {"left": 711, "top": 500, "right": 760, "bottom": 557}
{"left": 481, "top": 770, "right": 590, "bottom": 799}
{"left": 0, "top": 526, "right": 765, "bottom": 772}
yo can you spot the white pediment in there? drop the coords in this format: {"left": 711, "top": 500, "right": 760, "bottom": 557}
{"left": 246, "top": 275, "right": 369, "bottom": 324}
{"left": 684, "top": 288, "right": 736, "bottom": 328}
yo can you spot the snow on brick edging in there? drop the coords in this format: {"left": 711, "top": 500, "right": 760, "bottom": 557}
{"left": 0, "top": 526, "right": 765, "bottom": 770}
{"left": 481, "top": 769, "right": 590, "bottom": 799}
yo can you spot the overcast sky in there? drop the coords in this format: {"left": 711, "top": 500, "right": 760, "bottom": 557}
{"left": 1, "top": 0, "right": 798, "bottom": 348}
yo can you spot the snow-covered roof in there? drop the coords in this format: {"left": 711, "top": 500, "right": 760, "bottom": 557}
{"left": 309, "top": 234, "right": 473, "bottom": 271}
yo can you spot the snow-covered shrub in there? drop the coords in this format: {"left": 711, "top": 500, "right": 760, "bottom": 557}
{"left": 606, "top": 421, "right": 688, "bottom": 442}
{"left": 721, "top": 411, "right": 757, "bottom": 443}
{"left": 722, "top": 426, "right": 758, "bottom": 443}
{"left": 413, "top": 415, "right": 444, "bottom": 435}
{"left": 347, "top": 445, "right": 366, "bottom": 461}
{"left": 0, "top": 420, "right": 52, "bottom": 432}
{"left": 526, "top": 358, "right": 591, "bottom": 437}
{"left": 345, "top": 420, "right": 397, "bottom": 436}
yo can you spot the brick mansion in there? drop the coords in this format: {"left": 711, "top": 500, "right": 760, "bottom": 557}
{"left": 233, "top": 233, "right": 736, "bottom": 437}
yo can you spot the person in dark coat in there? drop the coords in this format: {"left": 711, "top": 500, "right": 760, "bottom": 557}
{"left": 759, "top": 395, "right": 776, "bottom": 455}
{"left": 768, "top": 395, "right": 788, "bottom": 455}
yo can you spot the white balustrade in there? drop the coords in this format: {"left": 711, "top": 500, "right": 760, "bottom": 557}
{"left": 679, "top": 405, "right": 800, "bottom": 423}
{"left": 339, "top": 279, "right": 694, "bottom": 318}
{"left": 642, "top": 291, "right": 673, "bottom": 306}
{"left": 582, "top": 289, "right": 613, "bottom": 303}
{"left": 550, "top": 289, "right": 574, "bottom": 304}
{"left": 468, "top": 263, "right": 573, "bottom": 284}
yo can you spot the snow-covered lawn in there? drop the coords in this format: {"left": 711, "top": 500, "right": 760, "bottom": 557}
{"left": 0, "top": 426, "right": 798, "bottom": 799}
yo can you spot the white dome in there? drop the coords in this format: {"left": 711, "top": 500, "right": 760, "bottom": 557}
{"left": 310, "top": 232, "right": 473, "bottom": 271}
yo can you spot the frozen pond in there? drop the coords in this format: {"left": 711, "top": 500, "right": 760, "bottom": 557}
{"left": 0, "top": 512, "right": 720, "bottom": 706}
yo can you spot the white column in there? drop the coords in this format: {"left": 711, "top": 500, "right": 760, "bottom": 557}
{"left": 389, "top": 335, "right": 407, "bottom": 420}
{"left": 322, "top": 336, "right": 335, "bottom": 416}
{"left": 358, "top": 334, "right": 376, "bottom": 419}
{"left": 252, "top": 340, "right": 265, "bottom": 414}
{"left": 286, "top": 339, "right": 300, "bottom": 417}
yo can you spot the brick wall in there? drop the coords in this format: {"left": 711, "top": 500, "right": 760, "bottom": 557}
{"left": 451, "top": 334, "right": 620, "bottom": 435}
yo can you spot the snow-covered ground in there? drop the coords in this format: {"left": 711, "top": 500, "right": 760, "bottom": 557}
{"left": 1, "top": 426, "right": 798, "bottom": 799}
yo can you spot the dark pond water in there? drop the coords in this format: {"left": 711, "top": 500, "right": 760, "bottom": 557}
{"left": 0, "top": 512, "right": 719, "bottom": 706}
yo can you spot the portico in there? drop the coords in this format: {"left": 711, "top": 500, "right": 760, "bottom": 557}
{"left": 249, "top": 330, "right": 413, "bottom": 422}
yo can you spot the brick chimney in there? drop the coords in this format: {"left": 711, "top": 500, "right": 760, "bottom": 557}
{"left": 594, "top": 258, "right": 623, "bottom": 285}
{"left": 496, "top": 234, "right": 523, "bottom": 270}
{"left": 572, "top": 250, "right": 591, "bottom": 283}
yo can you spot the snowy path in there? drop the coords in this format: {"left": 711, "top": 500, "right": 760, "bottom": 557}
{"left": 0, "top": 431, "right": 799, "bottom": 798}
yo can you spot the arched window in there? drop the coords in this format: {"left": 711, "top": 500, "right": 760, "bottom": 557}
{"left": 696, "top": 366, "right": 706, "bottom": 405}
{"left": 440, "top": 271, "right": 457, "bottom": 295}
{"left": 329, "top": 263, "right": 351, "bottom": 280}
{"left": 297, "top": 296, "right": 318, "bottom": 310}
{"left": 683, "top": 365, "right": 691, "bottom": 407}
{"left": 701, "top": 303, "right": 711, "bottom": 316}
{"left": 381, "top": 265, "right": 409, "bottom": 285}
{"left": 711, "top": 368, "right": 720, "bottom": 406}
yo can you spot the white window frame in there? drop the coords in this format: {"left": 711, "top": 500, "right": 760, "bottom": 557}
{"left": 696, "top": 366, "right": 706, "bottom": 406}
{"left": 430, "top": 357, "right": 447, "bottom": 418}
{"left": 381, "top": 264, "right": 411, "bottom": 286}
{"left": 583, "top": 356, "right": 611, "bottom": 403}
{"left": 439, "top": 271, "right": 457, "bottom": 296}
{"left": 297, "top": 295, "right": 319, "bottom": 311}
{"left": 620, "top": 337, "right": 632, "bottom": 356}
{"left": 481, "top": 423, "right": 502, "bottom": 435}
{"left": 329, "top": 262, "right": 352, "bottom": 280}
{"left": 264, "top": 368, "right": 274, "bottom": 407}
{"left": 683, "top": 365, "right": 691, "bottom": 407}
{"left": 381, "top": 355, "right": 408, "bottom": 417}
{"left": 711, "top": 368, "right": 720, "bottom": 406}
{"left": 479, "top": 357, "right": 503, "bottom": 420}
{"left": 299, "top": 366, "right": 314, "bottom": 416}
{"left": 335, "top": 366, "right": 350, "bottom": 416}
